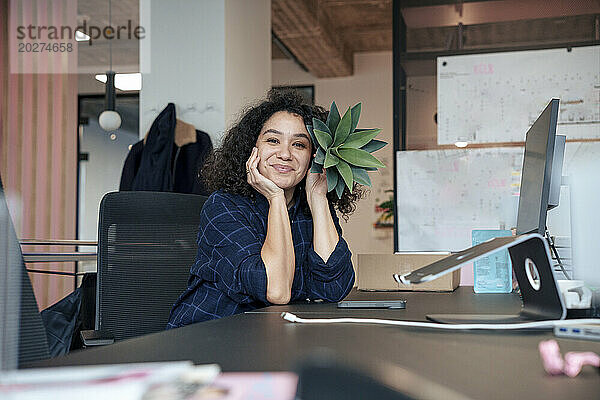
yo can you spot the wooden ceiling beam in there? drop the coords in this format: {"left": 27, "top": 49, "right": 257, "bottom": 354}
{"left": 272, "top": 0, "right": 353, "bottom": 77}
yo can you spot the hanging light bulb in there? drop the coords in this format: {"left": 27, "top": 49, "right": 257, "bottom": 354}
{"left": 98, "top": 0, "right": 121, "bottom": 132}
{"left": 99, "top": 71, "right": 121, "bottom": 131}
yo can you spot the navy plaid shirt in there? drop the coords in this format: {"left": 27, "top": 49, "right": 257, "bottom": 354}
{"left": 167, "top": 190, "right": 355, "bottom": 327}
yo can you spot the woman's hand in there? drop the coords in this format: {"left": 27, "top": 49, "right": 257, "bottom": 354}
{"left": 246, "top": 147, "right": 284, "bottom": 201}
{"left": 306, "top": 168, "right": 339, "bottom": 263}
{"left": 305, "top": 168, "right": 328, "bottom": 207}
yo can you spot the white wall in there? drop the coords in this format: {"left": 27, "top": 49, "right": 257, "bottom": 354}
{"left": 140, "top": 0, "right": 271, "bottom": 145}
{"left": 140, "top": 0, "right": 226, "bottom": 142}
{"left": 225, "top": 0, "right": 271, "bottom": 130}
{"left": 273, "top": 52, "right": 395, "bottom": 268}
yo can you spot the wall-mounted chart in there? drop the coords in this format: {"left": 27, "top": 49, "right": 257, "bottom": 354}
{"left": 437, "top": 46, "right": 600, "bottom": 145}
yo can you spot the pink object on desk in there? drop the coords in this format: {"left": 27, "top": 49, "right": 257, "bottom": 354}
{"left": 563, "top": 352, "right": 600, "bottom": 378}
{"left": 539, "top": 340, "right": 564, "bottom": 375}
{"left": 539, "top": 339, "right": 600, "bottom": 377}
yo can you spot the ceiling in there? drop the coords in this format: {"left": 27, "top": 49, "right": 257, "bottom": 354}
{"left": 77, "top": 0, "right": 139, "bottom": 74}
{"left": 77, "top": 0, "right": 600, "bottom": 78}
{"left": 272, "top": 0, "right": 600, "bottom": 77}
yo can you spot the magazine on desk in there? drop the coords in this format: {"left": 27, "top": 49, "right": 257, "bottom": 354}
{"left": 0, "top": 361, "right": 220, "bottom": 400}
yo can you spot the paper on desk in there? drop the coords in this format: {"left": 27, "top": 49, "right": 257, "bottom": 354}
{"left": 0, "top": 361, "right": 220, "bottom": 400}
{"left": 199, "top": 372, "right": 298, "bottom": 400}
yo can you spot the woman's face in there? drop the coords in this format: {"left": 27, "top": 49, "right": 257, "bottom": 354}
{"left": 255, "top": 111, "right": 313, "bottom": 193}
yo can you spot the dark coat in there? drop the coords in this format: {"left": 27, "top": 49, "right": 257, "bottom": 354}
{"left": 119, "top": 103, "right": 212, "bottom": 195}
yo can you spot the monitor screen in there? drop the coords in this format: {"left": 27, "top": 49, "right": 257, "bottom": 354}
{"left": 516, "top": 99, "right": 560, "bottom": 235}
{"left": 0, "top": 178, "right": 50, "bottom": 370}
{"left": 0, "top": 187, "right": 22, "bottom": 370}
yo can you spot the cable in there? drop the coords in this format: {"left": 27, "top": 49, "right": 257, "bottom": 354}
{"left": 280, "top": 312, "right": 600, "bottom": 331}
{"left": 545, "top": 227, "right": 571, "bottom": 280}
{"left": 108, "top": 0, "right": 112, "bottom": 71}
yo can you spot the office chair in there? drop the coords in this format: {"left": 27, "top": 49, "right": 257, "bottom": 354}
{"left": 93, "top": 191, "right": 207, "bottom": 342}
{"left": 0, "top": 176, "right": 50, "bottom": 368}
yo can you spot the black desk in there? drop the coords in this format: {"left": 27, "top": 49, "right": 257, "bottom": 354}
{"left": 28, "top": 288, "right": 600, "bottom": 399}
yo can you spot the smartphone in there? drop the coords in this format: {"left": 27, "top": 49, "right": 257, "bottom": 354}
{"left": 337, "top": 300, "right": 406, "bottom": 309}
{"left": 80, "top": 329, "right": 115, "bottom": 346}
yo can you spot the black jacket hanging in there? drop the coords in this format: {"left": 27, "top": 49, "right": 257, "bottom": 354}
{"left": 120, "top": 103, "right": 212, "bottom": 195}
{"left": 131, "top": 103, "right": 176, "bottom": 191}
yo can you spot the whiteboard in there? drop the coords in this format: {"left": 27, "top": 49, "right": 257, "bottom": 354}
{"left": 437, "top": 46, "right": 600, "bottom": 145}
{"left": 396, "top": 148, "right": 523, "bottom": 251}
{"left": 397, "top": 142, "right": 600, "bottom": 252}
{"left": 547, "top": 141, "right": 600, "bottom": 238}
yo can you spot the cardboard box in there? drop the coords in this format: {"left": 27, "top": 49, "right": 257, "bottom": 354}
{"left": 357, "top": 253, "right": 459, "bottom": 292}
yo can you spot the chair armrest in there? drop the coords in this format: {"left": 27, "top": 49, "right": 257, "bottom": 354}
{"left": 20, "top": 239, "right": 98, "bottom": 246}
{"left": 80, "top": 330, "right": 115, "bottom": 347}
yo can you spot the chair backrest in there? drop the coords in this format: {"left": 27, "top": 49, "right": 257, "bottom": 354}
{"left": 96, "top": 191, "right": 207, "bottom": 341}
{"left": 0, "top": 177, "right": 50, "bottom": 369}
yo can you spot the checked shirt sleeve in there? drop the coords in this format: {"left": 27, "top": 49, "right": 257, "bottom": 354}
{"left": 303, "top": 209, "right": 355, "bottom": 302}
{"left": 194, "top": 194, "right": 269, "bottom": 305}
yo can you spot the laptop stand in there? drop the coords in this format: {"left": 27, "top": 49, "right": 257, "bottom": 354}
{"left": 397, "top": 234, "right": 566, "bottom": 324}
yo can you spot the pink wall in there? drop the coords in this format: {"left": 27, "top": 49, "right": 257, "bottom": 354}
{"left": 1, "top": 0, "right": 78, "bottom": 310}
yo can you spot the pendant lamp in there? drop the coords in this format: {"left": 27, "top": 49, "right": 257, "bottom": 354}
{"left": 98, "top": 0, "right": 121, "bottom": 131}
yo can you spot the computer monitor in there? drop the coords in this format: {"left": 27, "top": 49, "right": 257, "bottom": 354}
{"left": 0, "top": 178, "right": 50, "bottom": 370}
{"left": 516, "top": 99, "right": 560, "bottom": 235}
{"left": 0, "top": 187, "right": 21, "bottom": 370}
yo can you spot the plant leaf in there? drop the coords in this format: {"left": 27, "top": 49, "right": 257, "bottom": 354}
{"left": 313, "top": 118, "right": 331, "bottom": 137}
{"left": 337, "top": 148, "right": 386, "bottom": 168}
{"left": 306, "top": 124, "right": 317, "bottom": 148}
{"left": 315, "top": 147, "right": 325, "bottom": 164}
{"left": 379, "top": 200, "right": 394, "bottom": 209}
{"left": 335, "top": 177, "right": 345, "bottom": 199}
{"left": 326, "top": 101, "right": 341, "bottom": 134}
{"left": 364, "top": 166, "right": 377, "bottom": 171}
{"left": 324, "top": 149, "right": 340, "bottom": 168}
{"left": 333, "top": 107, "right": 352, "bottom": 147}
{"left": 350, "top": 103, "right": 361, "bottom": 133}
{"left": 335, "top": 159, "right": 353, "bottom": 193}
{"left": 360, "top": 139, "right": 387, "bottom": 153}
{"left": 351, "top": 167, "right": 372, "bottom": 186}
{"left": 326, "top": 168, "right": 339, "bottom": 192}
{"left": 314, "top": 129, "right": 332, "bottom": 149}
{"left": 341, "top": 128, "right": 381, "bottom": 149}
{"left": 311, "top": 161, "right": 323, "bottom": 173}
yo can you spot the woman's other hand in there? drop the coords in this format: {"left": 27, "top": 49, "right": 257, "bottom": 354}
{"left": 246, "top": 147, "right": 284, "bottom": 201}
{"left": 305, "top": 168, "right": 328, "bottom": 207}
{"left": 306, "top": 167, "right": 338, "bottom": 262}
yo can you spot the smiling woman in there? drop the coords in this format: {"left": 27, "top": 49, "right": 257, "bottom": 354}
{"left": 167, "top": 90, "right": 363, "bottom": 326}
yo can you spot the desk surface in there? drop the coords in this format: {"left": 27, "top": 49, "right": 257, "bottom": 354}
{"left": 28, "top": 288, "right": 600, "bottom": 399}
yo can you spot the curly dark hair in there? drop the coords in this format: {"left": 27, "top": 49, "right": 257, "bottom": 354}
{"left": 201, "top": 89, "right": 364, "bottom": 219}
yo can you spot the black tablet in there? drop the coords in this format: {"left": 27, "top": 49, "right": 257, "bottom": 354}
{"left": 337, "top": 300, "right": 406, "bottom": 309}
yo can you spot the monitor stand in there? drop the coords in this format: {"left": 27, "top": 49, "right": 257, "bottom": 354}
{"left": 427, "top": 235, "right": 566, "bottom": 324}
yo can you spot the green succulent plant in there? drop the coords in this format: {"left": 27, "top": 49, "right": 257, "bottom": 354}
{"left": 307, "top": 101, "right": 387, "bottom": 198}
